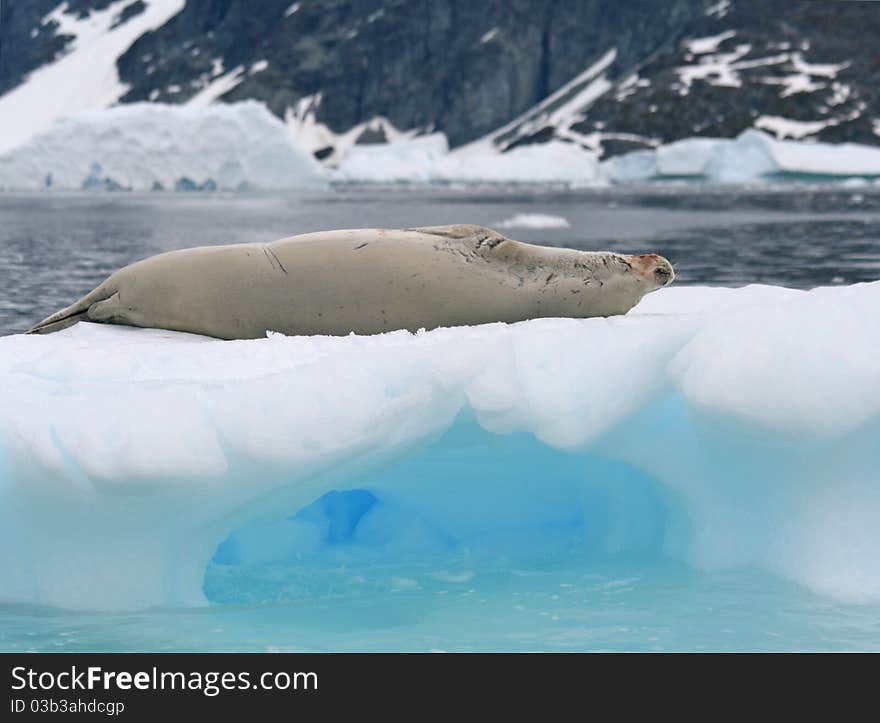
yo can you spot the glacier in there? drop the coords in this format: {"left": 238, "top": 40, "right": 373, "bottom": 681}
{"left": 0, "top": 101, "right": 326, "bottom": 191}
{"left": 1, "top": 282, "right": 879, "bottom": 611}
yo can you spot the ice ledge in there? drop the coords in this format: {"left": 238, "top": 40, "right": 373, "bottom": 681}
{"left": 1, "top": 282, "right": 879, "bottom": 609}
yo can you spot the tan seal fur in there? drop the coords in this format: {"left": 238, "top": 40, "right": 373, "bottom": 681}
{"left": 28, "top": 224, "right": 674, "bottom": 339}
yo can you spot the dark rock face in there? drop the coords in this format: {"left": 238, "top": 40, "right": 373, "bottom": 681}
{"left": 562, "top": 0, "right": 880, "bottom": 154}
{"left": 2, "top": 0, "right": 878, "bottom": 157}
{"left": 0, "top": 0, "right": 75, "bottom": 97}
{"left": 112, "top": 0, "right": 698, "bottom": 148}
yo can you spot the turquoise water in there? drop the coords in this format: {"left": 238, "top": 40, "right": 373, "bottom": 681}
{"left": 3, "top": 560, "right": 879, "bottom": 652}
{"left": 2, "top": 421, "right": 879, "bottom": 652}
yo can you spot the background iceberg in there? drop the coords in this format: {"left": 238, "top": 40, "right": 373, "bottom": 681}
{"left": 332, "top": 128, "right": 880, "bottom": 186}
{"left": 604, "top": 130, "right": 880, "bottom": 184}
{"left": 332, "top": 135, "right": 603, "bottom": 186}
{"left": 1, "top": 282, "right": 879, "bottom": 611}
{"left": 2, "top": 98, "right": 880, "bottom": 188}
{"left": 0, "top": 101, "right": 326, "bottom": 191}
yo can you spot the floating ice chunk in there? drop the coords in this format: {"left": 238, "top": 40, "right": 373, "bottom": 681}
{"left": 657, "top": 137, "right": 727, "bottom": 176}
{"left": 599, "top": 149, "right": 658, "bottom": 183}
{"left": 0, "top": 101, "right": 327, "bottom": 191}
{"left": 758, "top": 133, "right": 880, "bottom": 177}
{"left": 450, "top": 141, "right": 601, "bottom": 186}
{"left": 332, "top": 134, "right": 451, "bottom": 184}
{"left": 332, "top": 136, "right": 602, "bottom": 186}
{"left": 603, "top": 129, "right": 880, "bottom": 183}
{"left": 2, "top": 283, "right": 880, "bottom": 609}
{"left": 493, "top": 213, "right": 571, "bottom": 229}
{"left": 702, "top": 130, "right": 779, "bottom": 182}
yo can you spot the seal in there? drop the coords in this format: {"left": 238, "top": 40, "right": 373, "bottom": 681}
{"left": 28, "top": 224, "right": 674, "bottom": 339}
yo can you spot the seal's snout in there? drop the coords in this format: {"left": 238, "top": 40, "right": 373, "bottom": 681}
{"left": 629, "top": 253, "right": 674, "bottom": 288}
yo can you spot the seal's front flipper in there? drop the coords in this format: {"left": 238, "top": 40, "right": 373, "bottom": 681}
{"left": 86, "top": 292, "right": 128, "bottom": 323}
{"left": 27, "top": 283, "right": 115, "bottom": 334}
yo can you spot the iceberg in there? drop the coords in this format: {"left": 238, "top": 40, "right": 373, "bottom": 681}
{"left": 330, "top": 134, "right": 452, "bottom": 184}
{"left": 1, "top": 281, "right": 880, "bottom": 611}
{"left": 2, "top": 97, "right": 878, "bottom": 190}
{"left": 0, "top": 101, "right": 326, "bottom": 191}
{"left": 332, "top": 135, "right": 603, "bottom": 186}
{"left": 603, "top": 129, "right": 880, "bottom": 183}
{"left": 332, "top": 127, "right": 880, "bottom": 186}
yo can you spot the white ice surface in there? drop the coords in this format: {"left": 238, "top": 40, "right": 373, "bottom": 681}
{"left": 1, "top": 283, "right": 880, "bottom": 610}
{"left": 0, "top": 101, "right": 326, "bottom": 190}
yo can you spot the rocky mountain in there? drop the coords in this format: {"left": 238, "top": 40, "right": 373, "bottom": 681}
{"left": 1, "top": 0, "right": 878, "bottom": 162}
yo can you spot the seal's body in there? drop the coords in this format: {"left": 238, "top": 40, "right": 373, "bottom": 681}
{"left": 28, "top": 225, "right": 674, "bottom": 339}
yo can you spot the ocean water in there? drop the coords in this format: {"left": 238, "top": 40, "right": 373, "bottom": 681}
{"left": 3, "top": 185, "right": 880, "bottom": 335}
{"left": 2, "top": 186, "right": 880, "bottom": 652}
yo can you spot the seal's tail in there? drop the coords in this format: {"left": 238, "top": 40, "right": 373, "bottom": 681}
{"left": 27, "top": 283, "right": 114, "bottom": 334}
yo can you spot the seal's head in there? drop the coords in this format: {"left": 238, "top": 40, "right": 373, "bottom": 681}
{"left": 575, "top": 250, "right": 674, "bottom": 294}
{"left": 556, "top": 248, "right": 675, "bottom": 316}
{"left": 628, "top": 253, "right": 675, "bottom": 291}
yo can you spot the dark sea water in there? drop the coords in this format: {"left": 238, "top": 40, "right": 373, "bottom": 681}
{"left": 1, "top": 185, "right": 879, "bottom": 335}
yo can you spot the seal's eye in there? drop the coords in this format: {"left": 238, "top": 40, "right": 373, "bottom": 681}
{"left": 654, "top": 267, "right": 672, "bottom": 284}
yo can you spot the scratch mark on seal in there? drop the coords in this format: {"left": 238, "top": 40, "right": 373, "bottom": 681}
{"left": 263, "top": 246, "right": 288, "bottom": 274}
{"left": 354, "top": 242, "right": 369, "bottom": 250}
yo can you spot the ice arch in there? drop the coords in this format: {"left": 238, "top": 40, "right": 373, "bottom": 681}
{"left": 1, "top": 282, "right": 879, "bottom": 610}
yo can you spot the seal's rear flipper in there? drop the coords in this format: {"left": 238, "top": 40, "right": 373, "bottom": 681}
{"left": 27, "top": 284, "right": 115, "bottom": 335}
{"left": 27, "top": 311, "right": 90, "bottom": 335}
